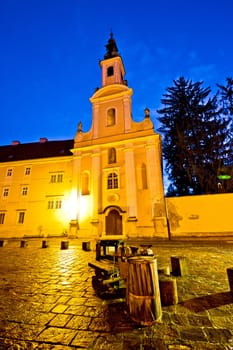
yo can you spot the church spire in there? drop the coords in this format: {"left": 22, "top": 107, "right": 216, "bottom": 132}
{"left": 104, "top": 31, "right": 119, "bottom": 59}
{"left": 99, "top": 33, "right": 126, "bottom": 87}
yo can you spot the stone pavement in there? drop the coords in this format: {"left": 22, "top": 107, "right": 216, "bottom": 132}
{"left": 0, "top": 238, "right": 233, "bottom": 349}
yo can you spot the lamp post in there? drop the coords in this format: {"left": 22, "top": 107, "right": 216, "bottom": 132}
{"left": 217, "top": 167, "right": 232, "bottom": 192}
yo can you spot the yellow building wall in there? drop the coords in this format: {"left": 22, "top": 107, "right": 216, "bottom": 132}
{"left": 0, "top": 157, "right": 73, "bottom": 238}
{"left": 166, "top": 193, "right": 233, "bottom": 238}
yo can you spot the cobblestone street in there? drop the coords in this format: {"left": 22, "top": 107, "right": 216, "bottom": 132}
{"left": 0, "top": 238, "right": 233, "bottom": 349}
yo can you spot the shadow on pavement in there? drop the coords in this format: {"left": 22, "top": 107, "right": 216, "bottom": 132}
{"left": 180, "top": 291, "right": 233, "bottom": 312}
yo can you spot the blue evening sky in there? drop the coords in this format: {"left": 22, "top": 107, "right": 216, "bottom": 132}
{"left": 0, "top": 0, "right": 232, "bottom": 145}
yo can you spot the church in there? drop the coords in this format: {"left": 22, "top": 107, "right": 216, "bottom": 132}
{"left": 0, "top": 34, "right": 168, "bottom": 240}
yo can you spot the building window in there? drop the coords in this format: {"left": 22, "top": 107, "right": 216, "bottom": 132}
{"left": 25, "top": 167, "right": 31, "bottom": 175}
{"left": 0, "top": 213, "right": 5, "bottom": 224}
{"left": 18, "top": 212, "right": 25, "bottom": 224}
{"left": 57, "top": 174, "right": 63, "bottom": 183}
{"left": 107, "top": 66, "right": 114, "bottom": 76}
{"left": 3, "top": 188, "right": 9, "bottom": 197}
{"left": 50, "top": 175, "right": 56, "bottom": 183}
{"left": 48, "top": 200, "right": 62, "bottom": 209}
{"left": 48, "top": 201, "right": 54, "bottom": 209}
{"left": 6, "top": 168, "right": 13, "bottom": 176}
{"left": 107, "top": 172, "right": 118, "bottom": 189}
{"left": 22, "top": 186, "right": 28, "bottom": 196}
{"left": 81, "top": 172, "right": 90, "bottom": 195}
{"left": 50, "top": 173, "right": 63, "bottom": 183}
{"left": 108, "top": 148, "right": 116, "bottom": 164}
{"left": 107, "top": 108, "right": 116, "bottom": 126}
{"left": 55, "top": 200, "right": 62, "bottom": 209}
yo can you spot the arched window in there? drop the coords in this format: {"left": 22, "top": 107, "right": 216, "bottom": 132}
{"left": 108, "top": 148, "right": 116, "bottom": 164}
{"left": 107, "top": 173, "right": 118, "bottom": 189}
{"left": 141, "top": 163, "right": 148, "bottom": 189}
{"left": 81, "top": 172, "right": 90, "bottom": 195}
{"left": 107, "top": 108, "right": 116, "bottom": 126}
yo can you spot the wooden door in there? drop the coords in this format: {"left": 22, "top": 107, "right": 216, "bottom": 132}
{"left": 105, "top": 209, "right": 122, "bottom": 235}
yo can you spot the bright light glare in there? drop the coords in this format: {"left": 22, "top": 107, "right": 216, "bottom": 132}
{"left": 61, "top": 190, "right": 78, "bottom": 221}
{"left": 79, "top": 195, "right": 90, "bottom": 223}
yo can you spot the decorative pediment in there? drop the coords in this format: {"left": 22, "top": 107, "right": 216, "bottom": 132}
{"left": 90, "top": 84, "right": 132, "bottom": 102}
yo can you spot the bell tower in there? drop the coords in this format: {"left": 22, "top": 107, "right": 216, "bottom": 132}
{"left": 89, "top": 32, "right": 133, "bottom": 140}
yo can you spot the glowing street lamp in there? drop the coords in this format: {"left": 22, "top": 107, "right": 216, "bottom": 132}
{"left": 217, "top": 166, "right": 232, "bottom": 192}
{"left": 217, "top": 174, "right": 231, "bottom": 180}
{"left": 217, "top": 166, "right": 232, "bottom": 180}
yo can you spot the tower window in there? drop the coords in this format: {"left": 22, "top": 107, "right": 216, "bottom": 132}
{"left": 107, "top": 108, "right": 116, "bottom": 126}
{"left": 107, "top": 172, "right": 118, "bottom": 189}
{"left": 107, "top": 66, "right": 114, "bottom": 76}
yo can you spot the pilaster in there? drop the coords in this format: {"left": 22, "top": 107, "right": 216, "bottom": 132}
{"left": 124, "top": 143, "right": 137, "bottom": 220}
{"left": 91, "top": 148, "right": 101, "bottom": 222}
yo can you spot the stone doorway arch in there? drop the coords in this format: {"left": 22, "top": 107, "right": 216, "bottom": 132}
{"left": 105, "top": 208, "right": 123, "bottom": 235}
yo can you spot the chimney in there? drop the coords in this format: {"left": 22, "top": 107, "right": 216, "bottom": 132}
{"left": 11, "top": 140, "right": 20, "bottom": 146}
{"left": 39, "top": 137, "right": 48, "bottom": 143}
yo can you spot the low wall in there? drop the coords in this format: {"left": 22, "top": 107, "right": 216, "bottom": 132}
{"left": 166, "top": 193, "right": 233, "bottom": 238}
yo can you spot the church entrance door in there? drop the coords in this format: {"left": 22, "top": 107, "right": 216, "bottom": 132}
{"left": 105, "top": 209, "right": 122, "bottom": 235}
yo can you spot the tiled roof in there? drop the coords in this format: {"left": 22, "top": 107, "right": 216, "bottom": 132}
{"left": 0, "top": 139, "right": 74, "bottom": 162}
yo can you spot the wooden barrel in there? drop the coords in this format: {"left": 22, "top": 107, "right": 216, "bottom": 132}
{"left": 127, "top": 256, "right": 162, "bottom": 326}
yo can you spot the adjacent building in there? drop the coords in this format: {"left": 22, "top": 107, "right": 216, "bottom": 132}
{"left": 0, "top": 34, "right": 168, "bottom": 239}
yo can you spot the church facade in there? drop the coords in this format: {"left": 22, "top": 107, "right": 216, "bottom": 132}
{"left": 0, "top": 34, "right": 168, "bottom": 240}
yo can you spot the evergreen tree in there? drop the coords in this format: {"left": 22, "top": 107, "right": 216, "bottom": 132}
{"left": 157, "top": 77, "right": 231, "bottom": 196}
{"left": 216, "top": 77, "right": 233, "bottom": 191}
{"left": 217, "top": 77, "right": 233, "bottom": 116}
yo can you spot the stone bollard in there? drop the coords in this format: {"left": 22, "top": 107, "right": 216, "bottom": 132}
{"left": 20, "top": 240, "right": 28, "bottom": 248}
{"left": 61, "top": 240, "right": 69, "bottom": 250}
{"left": 227, "top": 268, "right": 233, "bottom": 292}
{"left": 42, "top": 240, "right": 49, "bottom": 248}
{"left": 159, "top": 275, "right": 178, "bottom": 306}
{"left": 158, "top": 265, "right": 170, "bottom": 276}
{"left": 96, "top": 242, "right": 101, "bottom": 261}
{"left": 171, "top": 256, "right": 188, "bottom": 276}
{"left": 82, "top": 241, "right": 91, "bottom": 251}
{"left": 0, "top": 240, "right": 6, "bottom": 247}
